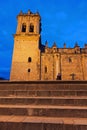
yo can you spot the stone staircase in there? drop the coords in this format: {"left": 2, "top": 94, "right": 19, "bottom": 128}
{"left": 0, "top": 81, "right": 87, "bottom": 130}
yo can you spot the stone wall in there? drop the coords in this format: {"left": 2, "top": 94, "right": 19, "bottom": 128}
{"left": 10, "top": 11, "right": 41, "bottom": 81}
{"left": 10, "top": 11, "right": 87, "bottom": 81}
{"left": 40, "top": 43, "right": 87, "bottom": 80}
{"left": 61, "top": 54, "right": 83, "bottom": 80}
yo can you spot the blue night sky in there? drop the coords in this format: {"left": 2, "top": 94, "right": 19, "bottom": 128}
{"left": 0, "top": 0, "right": 87, "bottom": 79}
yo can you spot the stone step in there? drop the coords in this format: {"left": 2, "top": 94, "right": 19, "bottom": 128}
{"left": 0, "top": 105, "right": 86, "bottom": 118}
{"left": 0, "top": 97, "right": 87, "bottom": 106}
{"left": 0, "top": 81, "right": 87, "bottom": 129}
{"left": 0, "top": 116, "right": 86, "bottom": 130}
{"left": 0, "top": 116, "right": 87, "bottom": 130}
{"left": 0, "top": 90, "right": 87, "bottom": 97}
{"left": 0, "top": 81, "right": 87, "bottom": 91}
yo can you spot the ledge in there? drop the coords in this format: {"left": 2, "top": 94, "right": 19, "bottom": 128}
{"left": 0, "top": 80, "right": 87, "bottom": 84}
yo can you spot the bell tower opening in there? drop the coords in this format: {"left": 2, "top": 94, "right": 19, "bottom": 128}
{"left": 22, "top": 23, "right": 26, "bottom": 32}
{"left": 29, "top": 24, "right": 34, "bottom": 32}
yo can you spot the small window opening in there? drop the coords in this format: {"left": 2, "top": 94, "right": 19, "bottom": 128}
{"left": 45, "top": 66, "right": 47, "bottom": 73}
{"left": 75, "top": 51, "right": 76, "bottom": 54}
{"left": 22, "top": 23, "right": 26, "bottom": 32}
{"left": 28, "top": 57, "right": 32, "bottom": 62}
{"left": 28, "top": 69, "right": 30, "bottom": 72}
{"left": 29, "top": 24, "right": 34, "bottom": 32}
{"left": 68, "top": 57, "right": 72, "bottom": 63}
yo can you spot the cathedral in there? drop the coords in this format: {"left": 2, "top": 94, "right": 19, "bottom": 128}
{"left": 10, "top": 10, "right": 87, "bottom": 81}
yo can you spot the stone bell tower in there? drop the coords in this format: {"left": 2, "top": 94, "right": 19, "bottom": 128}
{"left": 10, "top": 10, "right": 41, "bottom": 80}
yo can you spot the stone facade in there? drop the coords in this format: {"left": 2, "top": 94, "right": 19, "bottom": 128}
{"left": 10, "top": 10, "right": 87, "bottom": 81}
{"left": 10, "top": 10, "right": 41, "bottom": 81}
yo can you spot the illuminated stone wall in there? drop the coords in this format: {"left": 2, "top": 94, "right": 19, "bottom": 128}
{"left": 10, "top": 11, "right": 41, "bottom": 80}
{"left": 10, "top": 11, "right": 87, "bottom": 81}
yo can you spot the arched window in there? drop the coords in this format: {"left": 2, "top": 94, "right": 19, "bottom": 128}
{"left": 22, "top": 23, "right": 26, "bottom": 32}
{"left": 45, "top": 66, "right": 47, "bottom": 73}
{"left": 28, "top": 68, "right": 31, "bottom": 72}
{"left": 29, "top": 24, "right": 34, "bottom": 32}
{"left": 28, "top": 57, "right": 32, "bottom": 62}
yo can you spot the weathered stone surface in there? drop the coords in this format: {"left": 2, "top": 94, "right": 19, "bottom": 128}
{"left": 0, "top": 81, "right": 86, "bottom": 129}
{"left": 0, "top": 97, "right": 87, "bottom": 106}
{"left": 0, "top": 116, "right": 87, "bottom": 130}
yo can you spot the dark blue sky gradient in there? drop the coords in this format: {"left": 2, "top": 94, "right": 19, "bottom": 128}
{"left": 0, "top": 0, "right": 87, "bottom": 79}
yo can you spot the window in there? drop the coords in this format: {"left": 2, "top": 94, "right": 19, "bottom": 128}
{"left": 45, "top": 66, "right": 47, "bottom": 73}
{"left": 68, "top": 57, "right": 72, "bottom": 63}
{"left": 22, "top": 23, "right": 26, "bottom": 32}
{"left": 29, "top": 24, "right": 34, "bottom": 32}
{"left": 28, "top": 69, "right": 30, "bottom": 72}
{"left": 28, "top": 57, "right": 32, "bottom": 62}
